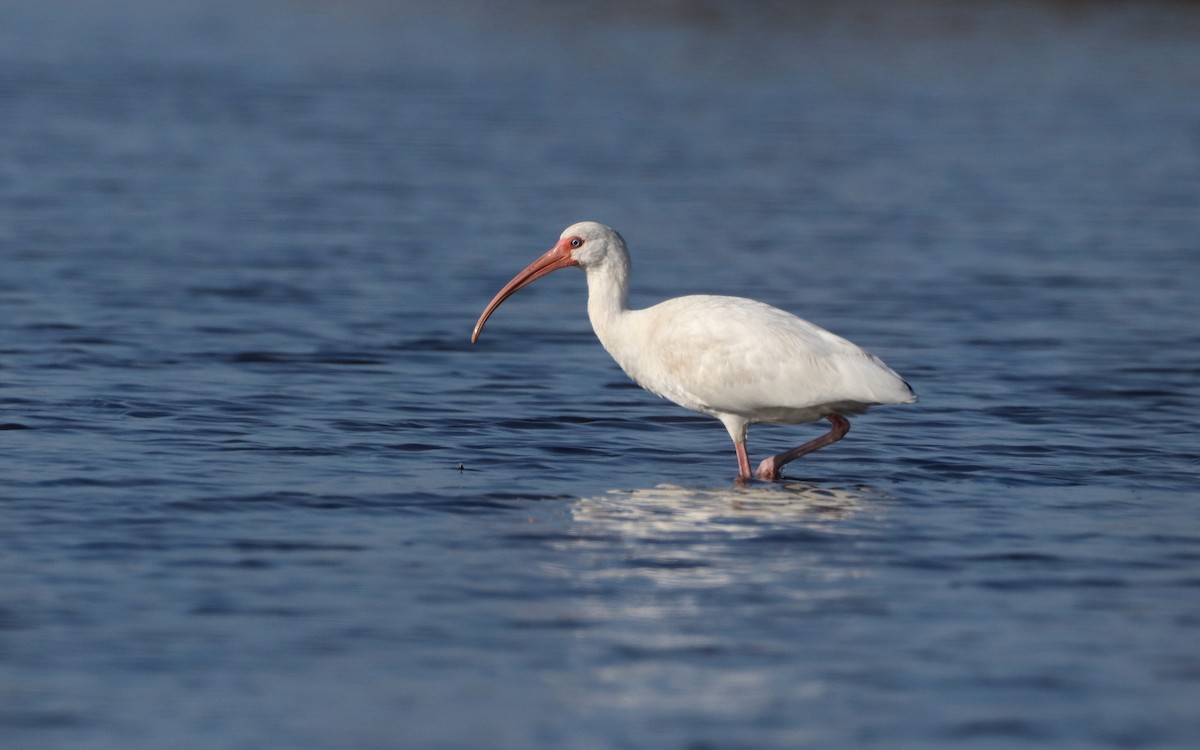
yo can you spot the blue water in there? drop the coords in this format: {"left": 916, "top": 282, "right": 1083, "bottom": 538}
{"left": 2, "top": 1, "right": 1199, "bottom": 748}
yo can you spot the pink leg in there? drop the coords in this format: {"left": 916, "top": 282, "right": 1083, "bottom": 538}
{"left": 734, "top": 440, "right": 753, "bottom": 480}
{"left": 755, "top": 414, "right": 850, "bottom": 481}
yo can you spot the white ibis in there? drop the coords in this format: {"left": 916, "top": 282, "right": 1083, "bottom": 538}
{"left": 471, "top": 222, "right": 915, "bottom": 481}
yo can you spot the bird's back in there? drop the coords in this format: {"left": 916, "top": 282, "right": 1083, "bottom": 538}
{"left": 611, "top": 295, "right": 914, "bottom": 424}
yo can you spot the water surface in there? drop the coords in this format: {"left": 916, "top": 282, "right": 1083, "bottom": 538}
{"left": 2, "top": 1, "right": 1199, "bottom": 748}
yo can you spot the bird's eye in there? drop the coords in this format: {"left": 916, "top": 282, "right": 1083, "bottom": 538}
{"left": 570, "top": 238, "right": 583, "bottom": 248}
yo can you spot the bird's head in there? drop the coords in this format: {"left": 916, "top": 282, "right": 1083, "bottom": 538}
{"left": 558, "top": 221, "right": 626, "bottom": 268}
{"left": 471, "top": 221, "right": 626, "bottom": 343}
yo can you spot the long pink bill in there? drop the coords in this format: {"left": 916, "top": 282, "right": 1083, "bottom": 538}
{"left": 471, "top": 241, "right": 577, "bottom": 343}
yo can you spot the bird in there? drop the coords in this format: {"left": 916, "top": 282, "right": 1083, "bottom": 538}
{"left": 471, "top": 222, "right": 915, "bottom": 481}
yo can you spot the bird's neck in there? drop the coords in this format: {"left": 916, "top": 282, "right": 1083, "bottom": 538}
{"left": 584, "top": 254, "right": 631, "bottom": 351}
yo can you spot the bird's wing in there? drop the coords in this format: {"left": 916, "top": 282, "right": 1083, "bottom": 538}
{"left": 629, "top": 295, "right": 911, "bottom": 415}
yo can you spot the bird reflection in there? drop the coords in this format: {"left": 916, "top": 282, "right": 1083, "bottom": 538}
{"left": 572, "top": 482, "right": 880, "bottom": 539}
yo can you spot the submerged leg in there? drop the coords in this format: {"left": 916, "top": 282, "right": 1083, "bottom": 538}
{"left": 719, "top": 415, "right": 753, "bottom": 481}
{"left": 755, "top": 414, "right": 850, "bottom": 481}
{"left": 734, "top": 440, "right": 752, "bottom": 480}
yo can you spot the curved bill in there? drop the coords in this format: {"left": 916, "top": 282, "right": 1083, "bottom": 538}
{"left": 471, "top": 242, "right": 578, "bottom": 343}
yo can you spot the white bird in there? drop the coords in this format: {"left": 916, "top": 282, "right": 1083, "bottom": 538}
{"left": 471, "top": 222, "right": 915, "bottom": 481}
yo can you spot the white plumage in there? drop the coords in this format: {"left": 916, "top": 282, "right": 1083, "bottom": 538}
{"left": 472, "top": 221, "right": 915, "bottom": 480}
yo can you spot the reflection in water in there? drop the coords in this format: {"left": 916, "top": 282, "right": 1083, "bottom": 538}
{"left": 549, "top": 483, "right": 889, "bottom": 722}
{"left": 558, "top": 482, "right": 887, "bottom": 590}
{"left": 572, "top": 482, "right": 882, "bottom": 538}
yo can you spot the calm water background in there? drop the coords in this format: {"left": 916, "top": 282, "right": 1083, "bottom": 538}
{"left": 2, "top": 1, "right": 1199, "bottom": 748}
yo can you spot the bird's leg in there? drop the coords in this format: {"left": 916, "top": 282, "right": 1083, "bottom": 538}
{"left": 734, "top": 440, "right": 753, "bottom": 481}
{"left": 755, "top": 414, "right": 850, "bottom": 480}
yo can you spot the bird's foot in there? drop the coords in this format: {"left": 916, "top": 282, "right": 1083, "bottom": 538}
{"left": 754, "top": 457, "right": 781, "bottom": 481}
